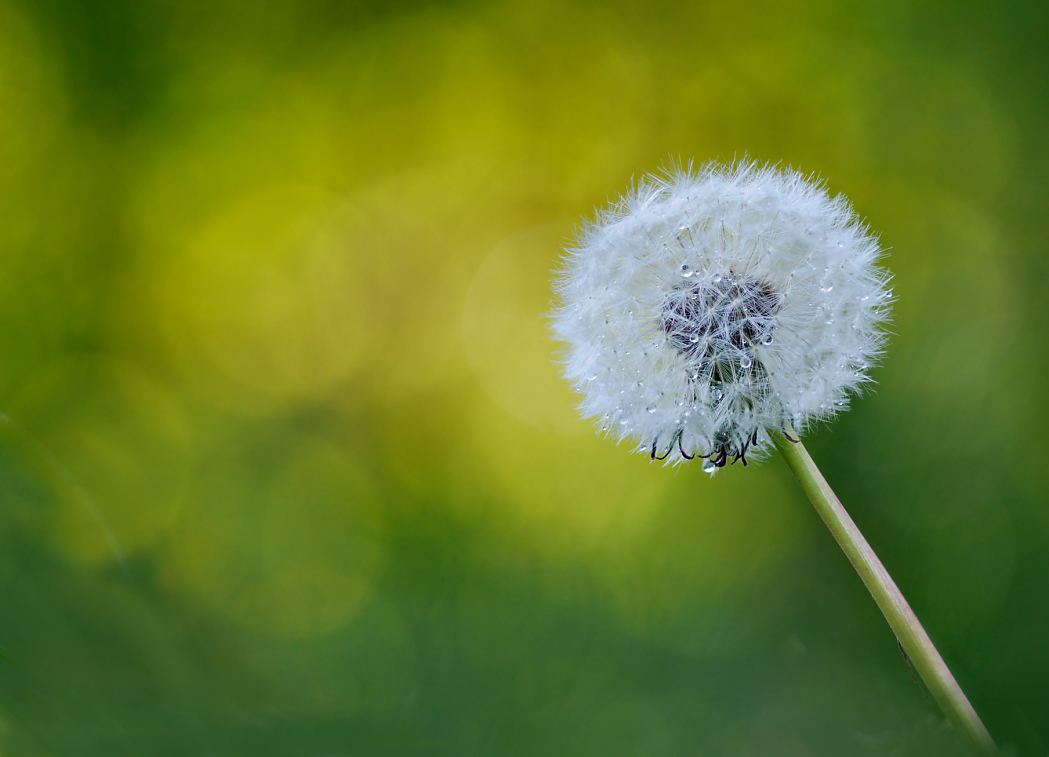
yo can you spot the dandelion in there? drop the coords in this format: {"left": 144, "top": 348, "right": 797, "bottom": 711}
{"left": 551, "top": 161, "right": 891, "bottom": 470}
{"left": 550, "top": 161, "right": 998, "bottom": 755}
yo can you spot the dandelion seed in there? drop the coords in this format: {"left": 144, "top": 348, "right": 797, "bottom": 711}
{"left": 551, "top": 161, "right": 892, "bottom": 468}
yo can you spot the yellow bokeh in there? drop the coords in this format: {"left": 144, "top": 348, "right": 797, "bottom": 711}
{"left": 158, "top": 184, "right": 368, "bottom": 407}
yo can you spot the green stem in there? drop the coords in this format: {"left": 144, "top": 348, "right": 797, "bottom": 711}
{"left": 772, "top": 432, "right": 998, "bottom": 756}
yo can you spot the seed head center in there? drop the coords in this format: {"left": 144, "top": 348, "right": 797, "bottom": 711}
{"left": 661, "top": 273, "right": 780, "bottom": 364}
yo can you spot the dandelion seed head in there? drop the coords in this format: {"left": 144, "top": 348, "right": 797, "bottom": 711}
{"left": 550, "top": 161, "right": 893, "bottom": 469}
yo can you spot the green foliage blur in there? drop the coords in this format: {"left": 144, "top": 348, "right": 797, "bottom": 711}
{"left": 0, "top": 0, "right": 1046, "bottom": 754}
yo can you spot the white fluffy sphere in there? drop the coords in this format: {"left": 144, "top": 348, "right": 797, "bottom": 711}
{"left": 551, "top": 162, "right": 893, "bottom": 470}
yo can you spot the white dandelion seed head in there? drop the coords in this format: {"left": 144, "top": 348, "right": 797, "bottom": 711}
{"left": 550, "top": 161, "right": 893, "bottom": 471}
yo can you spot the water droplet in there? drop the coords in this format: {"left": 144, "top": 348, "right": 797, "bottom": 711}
{"left": 740, "top": 355, "right": 752, "bottom": 369}
{"left": 689, "top": 370, "right": 700, "bottom": 381}
{"left": 762, "top": 334, "right": 774, "bottom": 346}
{"left": 713, "top": 273, "right": 723, "bottom": 283}
{"left": 586, "top": 374, "right": 598, "bottom": 381}
{"left": 689, "top": 333, "right": 700, "bottom": 344}
{"left": 646, "top": 405, "right": 657, "bottom": 413}
{"left": 702, "top": 459, "right": 718, "bottom": 474}
{"left": 681, "top": 264, "right": 694, "bottom": 278}
{"left": 820, "top": 283, "right": 834, "bottom": 293}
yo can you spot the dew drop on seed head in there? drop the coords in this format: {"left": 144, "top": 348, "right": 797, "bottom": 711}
{"left": 689, "top": 333, "right": 700, "bottom": 344}
{"left": 712, "top": 273, "right": 723, "bottom": 283}
{"left": 762, "top": 334, "right": 773, "bottom": 346}
{"left": 586, "top": 374, "right": 598, "bottom": 381}
{"left": 702, "top": 459, "right": 718, "bottom": 474}
{"left": 820, "top": 283, "right": 834, "bottom": 293}
{"left": 740, "top": 355, "right": 753, "bottom": 369}
{"left": 681, "top": 264, "right": 693, "bottom": 277}
{"left": 646, "top": 405, "right": 657, "bottom": 413}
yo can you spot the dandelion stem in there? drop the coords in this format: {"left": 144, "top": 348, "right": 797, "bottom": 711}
{"left": 772, "top": 432, "right": 998, "bottom": 756}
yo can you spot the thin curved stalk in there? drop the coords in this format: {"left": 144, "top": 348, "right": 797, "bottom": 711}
{"left": 772, "top": 432, "right": 998, "bottom": 756}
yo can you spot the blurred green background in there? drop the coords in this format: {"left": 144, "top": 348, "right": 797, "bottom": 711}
{"left": 0, "top": 0, "right": 1046, "bottom": 754}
